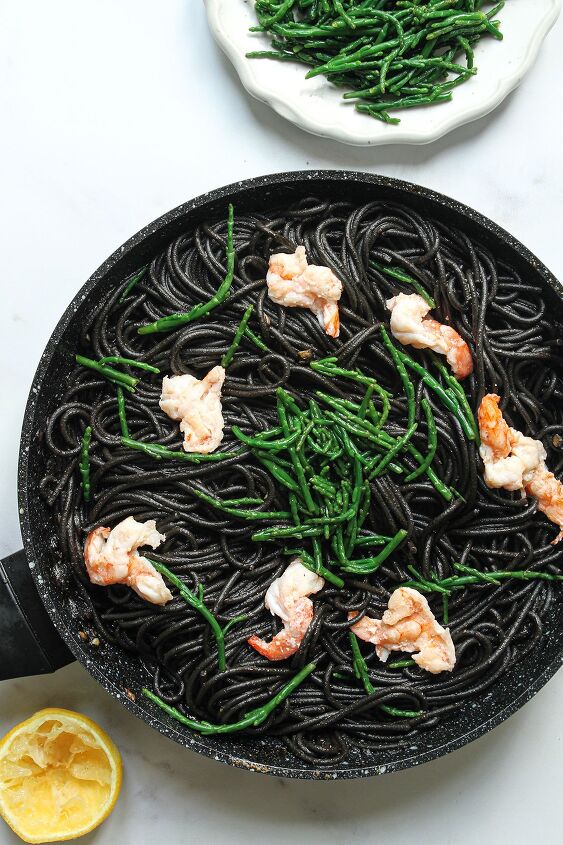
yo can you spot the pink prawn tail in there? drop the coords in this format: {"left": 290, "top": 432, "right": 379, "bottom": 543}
{"left": 440, "top": 325, "right": 473, "bottom": 379}
{"left": 247, "top": 634, "right": 299, "bottom": 662}
{"left": 324, "top": 305, "right": 340, "bottom": 338}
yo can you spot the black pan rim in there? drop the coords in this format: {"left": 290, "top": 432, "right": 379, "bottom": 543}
{"left": 17, "top": 170, "right": 563, "bottom": 779}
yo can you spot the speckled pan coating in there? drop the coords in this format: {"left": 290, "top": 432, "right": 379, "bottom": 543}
{"left": 18, "top": 171, "right": 563, "bottom": 779}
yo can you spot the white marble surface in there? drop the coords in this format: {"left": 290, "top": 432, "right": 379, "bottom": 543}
{"left": 0, "top": 2, "right": 561, "bottom": 843}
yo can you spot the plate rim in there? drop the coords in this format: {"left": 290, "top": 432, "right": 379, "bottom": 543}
{"left": 204, "top": 0, "right": 562, "bottom": 146}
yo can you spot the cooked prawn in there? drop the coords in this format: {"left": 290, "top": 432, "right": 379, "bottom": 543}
{"left": 350, "top": 586, "right": 456, "bottom": 674}
{"left": 267, "top": 247, "right": 342, "bottom": 338}
{"left": 84, "top": 516, "right": 172, "bottom": 605}
{"left": 268, "top": 245, "right": 308, "bottom": 280}
{"left": 160, "top": 365, "right": 225, "bottom": 453}
{"left": 526, "top": 469, "right": 563, "bottom": 544}
{"left": 386, "top": 292, "right": 473, "bottom": 379}
{"left": 477, "top": 393, "right": 512, "bottom": 462}
{"left": 478, "top": 393, "right": 563, "bottom": 543}
{"left": 478, "top": 394, "right": 544, "bottom": 490}
{"left": 248, "top": 559, "right": 324, "bottom": 661}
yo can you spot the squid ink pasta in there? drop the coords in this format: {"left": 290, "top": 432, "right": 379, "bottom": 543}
{"left": 41, "top": 197, "right": 563, "bottom": 766}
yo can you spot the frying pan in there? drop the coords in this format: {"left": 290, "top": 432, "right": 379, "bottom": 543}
{"left": 1, "top": 171, "right": 562, "bottom": 779}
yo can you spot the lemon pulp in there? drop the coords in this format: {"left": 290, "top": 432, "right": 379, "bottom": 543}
{"left": 0, "top": 708, "right": 122, "bottom": 844}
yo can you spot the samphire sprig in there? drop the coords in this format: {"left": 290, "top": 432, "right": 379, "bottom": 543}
{"left": 75, "top": 354, "right": 159, "bottom": 393}
{"left": 138, "top": 204, "right": 235, "bottom": 335}
{"left": 121, "top": 436, "right": 245, "bottom": 464}
{"left": 150, "top": 560, "right": 247, "bottom": 672}
{"left": 118, "top": 266, "right": 148, "bottom": 303}
{"left": 402, "top": 561, "right": 563, "bottom": 597}
{"left": 143, "top": 661, "right": 316, "bottom": 734}
{"left": 79, "top": 426, "right": 92, "bottom": 502}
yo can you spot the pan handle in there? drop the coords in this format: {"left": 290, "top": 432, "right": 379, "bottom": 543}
{"left": 0, "top": 550, "right": 74, "bottom": 681}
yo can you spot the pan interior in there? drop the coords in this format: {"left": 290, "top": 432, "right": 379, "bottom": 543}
{"left": 19, "top": 173, "right": 563, "bottom": 778}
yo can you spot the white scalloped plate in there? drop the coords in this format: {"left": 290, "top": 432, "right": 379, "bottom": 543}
{"left": 204, "top": 0, "right": 560, "bottom": 146}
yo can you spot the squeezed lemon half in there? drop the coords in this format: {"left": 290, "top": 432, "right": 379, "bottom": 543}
{"left": 0, "top": 708, "right": 122, "bottom": 843}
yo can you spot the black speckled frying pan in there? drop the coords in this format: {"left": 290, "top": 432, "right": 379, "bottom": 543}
{"left": 1, "top": 171, "right": 562, "bottom": 779}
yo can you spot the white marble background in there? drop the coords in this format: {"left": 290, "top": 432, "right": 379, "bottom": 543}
{"left": 0, "top": 2, "right": 561, "bottom": 843}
